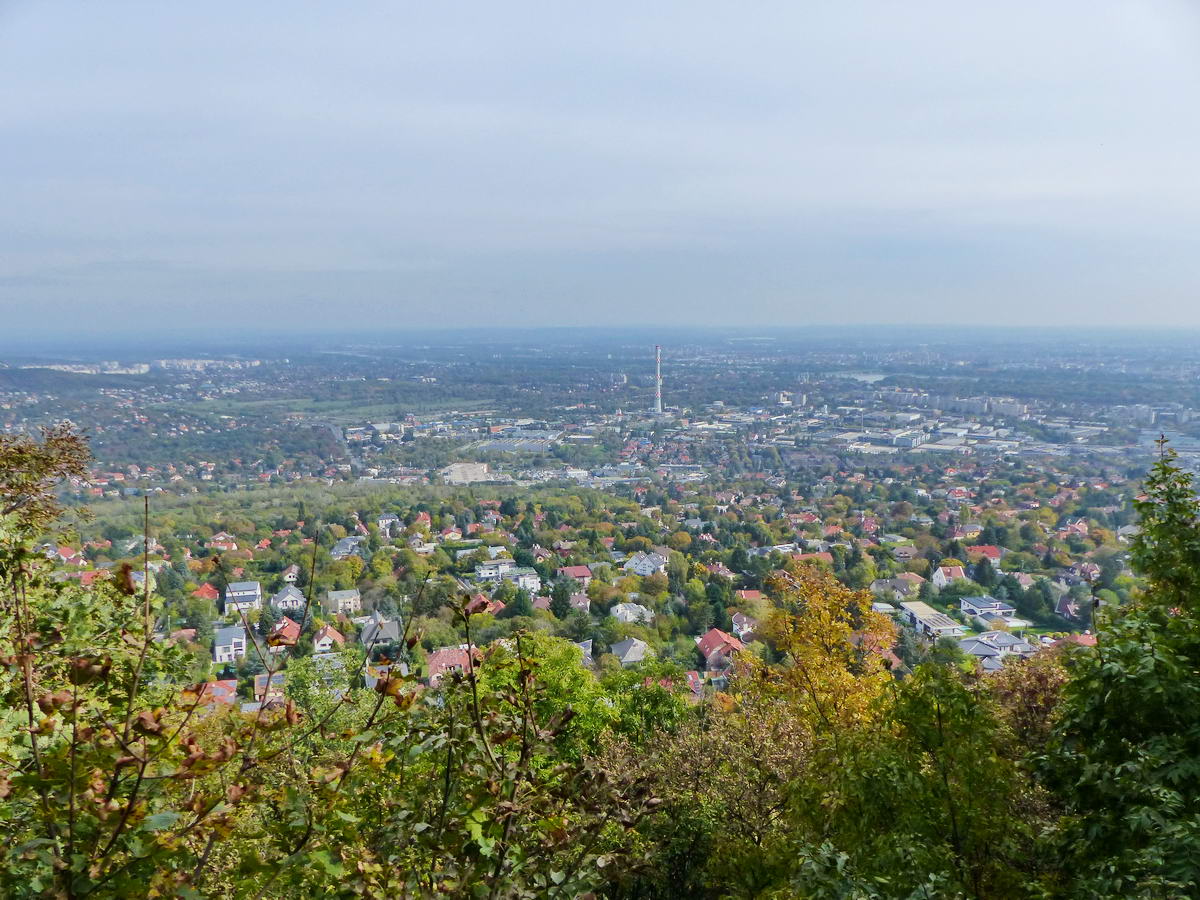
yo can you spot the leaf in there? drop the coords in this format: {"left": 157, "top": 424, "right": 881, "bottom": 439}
{"left": 141, "top": 811, "right": 181, "bottom": 832}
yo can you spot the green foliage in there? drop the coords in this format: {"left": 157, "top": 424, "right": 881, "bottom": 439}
{"left": 1039, "top": 445, "right": 1200, "bottom": 897}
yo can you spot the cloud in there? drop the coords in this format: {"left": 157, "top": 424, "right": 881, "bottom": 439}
{"left": 2, "top": 0, "right": 1200, "bottom": 333}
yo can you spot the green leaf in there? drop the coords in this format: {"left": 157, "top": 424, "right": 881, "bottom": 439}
{"left": 142, "top": 811, "right": 181, "bottom": 832}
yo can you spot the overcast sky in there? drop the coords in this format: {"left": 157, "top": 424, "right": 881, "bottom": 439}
{"left": 3, "top": 1, "right": 1200, "bottom": 336}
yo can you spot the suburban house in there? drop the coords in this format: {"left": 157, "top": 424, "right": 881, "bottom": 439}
{"left": 958, "top": 631, "right": 1037, "bottom": 671}
{"left": 426, "top": 645, "right": 477, "bottom": 686}
{"left": 931, "top": 565, "right": 969, "bottom": 590}
{"left": 205, "top": 532, "right": 238, "bottom": 551}
{"left": 502, "top": 567, "right": 542, "bottom": 593}
{"left": 1056, "top": 593, "right": 1085, "bottom": 620}
{"left": 966, "top": 545, "right": 1005, "bottom": 569}
{"left": 330, "top": 535, "right": 367, "bottom": 561}
{"left": 224, "top": 581, "right": 262, "bottom": 617}
{"left": 465, "top": 593, "right": 507, "bottom": 616}
{"left": 696, "top": 627, "right": 745, "bottom": 671}
{"left": 556, "top": 564, "right": 593, "bottom": 589}
{"left": 474, "top": 558, "right": 517, "bottom": 582}
{"left": 253, "top": 671, "right": 287, "bottom": 702}
{"left": 611, "top": 602, "right": 655, "bottom": 625}
{"left": 192, "top": 583, "right": 220, "bottom": 601}
{"left": 731, "top": 611, "right": 759, "bottom": 639}
{"left": 377, "top": 512, "right": 402, "bottom": 537}
{"left": 313, "top": 624, "right": 345, "bottom": 654}
{"left": 266, "top": 616, "right": 301, "bottom": 652}
{"left": 271, "top": 584, "right": 306, "bottom": 613}
{"left": 958, "top": 596, "right": 1029, "bottom": 629}
{"left": 281, "top": 564, "right": 300, "bottom": 584}
{"left": 899, "top": 601, "right": 968, "bottom": 638}
{"left": 623, "top": 551, "right": 668, "bottom": 577}
{"left": 213, "top": 624, "right": 247, "bottom": 663}
{"left": 327, "top": 588, "right": 362, "bottom": 616}
{"left": 359, "top": 610, "right": 401, "bottom": 648}
{"left": 948, "top": 523, "right": 983, "bottom": 540}
{"left": 569, "top": 593, "right": 591, "bottom": 614}
{"left": 610, "top": 637, "right": 651, "bottom": 667}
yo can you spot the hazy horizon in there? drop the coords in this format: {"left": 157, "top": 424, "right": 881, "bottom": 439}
{"left": 4, "top": 1, "right": 1200, "bottom": 334}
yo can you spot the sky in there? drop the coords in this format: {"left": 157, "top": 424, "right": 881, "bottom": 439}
{"left": 3, "top": 1, "right": 1200, "bottom": 337}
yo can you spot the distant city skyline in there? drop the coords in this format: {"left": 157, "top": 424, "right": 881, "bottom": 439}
{"left": 4, "top": 1, "right": 1200, "bottom": 335}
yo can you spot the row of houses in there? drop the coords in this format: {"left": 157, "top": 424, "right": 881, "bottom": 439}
{"left": 213, "top": 608, "right": 401, "bottom": 664}
{"left": 213, "top": 581, "right": 364, "bottom": 618}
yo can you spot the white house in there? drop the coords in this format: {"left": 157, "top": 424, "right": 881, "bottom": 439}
{"left": 327, "top": 588, "right": 362, "bottom": 616}
{"left": 271, "top": 584, "right": 306, "bottom": 613}
{"left": 931, "top": 566, "right": 968, "bottom": 590}
{"left": 313, "top": 624, "right": 345, "bottom": 654}
{"left": 959, "top": 596, "right": 1030, "bottom": 630}
{"left": 959, "top": 595, "right": 1014, "bottom": 618}
{"left": 611, "top": 602, "right": 655, "bottom": 625}
{"left": 213, "top": 625, "right": 247, "bottom": 663}
{"left": 958, "top": 631, "right": 1037, "bottom": 671}
{"left": 899, "top": 601, "right": 967, "bottom": 639}
{"left": 474, "top": 558, "right": 517, "bottom": 583}
{"left": 731, "top": 611, "right": 759, "bottom": 639}
{"left": 623, "top": 552, "right": 667, "bottom": 577}
{"left": 224, "top": 581, "right": 262, "bottom": 617}
{"left": 502, "top": 567, "right": 542, "bottom": 593}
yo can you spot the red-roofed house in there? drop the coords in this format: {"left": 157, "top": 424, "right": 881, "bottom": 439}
{"left": 557, "top": 565, "right": 593, "bottom": 588}
{"left": 695, "top": 627, "right": 745, "bottom": 672}
{"left": 267, "top": 616, "right": 301, "bottom": 652}
{"left": 426, "top": 645, "right": 478, "bottom": 686}
{"left": 707, "top": 561, "right": 735, "bottom": 578}
{"left": 932, "top": 566, "right": 969, "bottom": 589}
{"left": 966, "top": 545, "right": 1004, "bottom": 568}
{"left": 313, "top": 624, "right": 345, "bottom": 654}
{"left": 465, "top": 593, "right": 506, "bottom": 617}
{"left": 55, "top": 546, "right": 85, "bottom": 567}
{"left": 192, "top": 583, "right": 220, "bottom": 601}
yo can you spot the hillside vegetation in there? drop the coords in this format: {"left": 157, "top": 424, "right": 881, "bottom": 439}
{"left": 1, "top": 428, "right": 1198, "bottom": 898}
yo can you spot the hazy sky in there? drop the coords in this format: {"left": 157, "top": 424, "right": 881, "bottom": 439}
{"left": 3, "top": 1, "right": 1200, "bottom": 336}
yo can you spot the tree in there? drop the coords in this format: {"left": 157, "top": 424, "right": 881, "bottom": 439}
{"left": 666, "top": 531, "right": 692, "bottom": 552}
{"left": 0, "top": 424, "right": 90, "bottom": 531}
{"left": 497, "top": 588, "right": 534, "bottom": 619}
{"left": 1043, "top": 442, "right": 1200, "bottom": 895}
{"left": 550, "top": 580, "right": 573, "bottom": 619}
{"left": 0, "top": 430, "right": 656, "bottom": 898}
